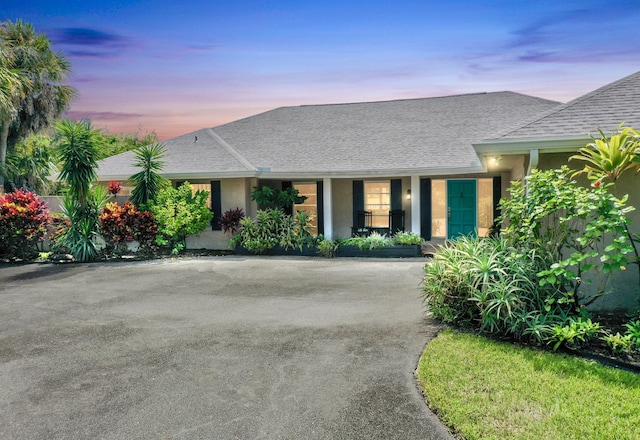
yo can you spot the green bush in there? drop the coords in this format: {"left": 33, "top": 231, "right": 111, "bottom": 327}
{"left": 148, "top": 182, "right": 212, "bottom": 252}
{"left": 392, "top": 231, "right": 423, "bottom": 245}
{"left": 499, "top": 166, "right": 634, "bottom": 310}
{"left": 548, "top": 317, "right": 601, "bottom": 351}
{"left": 422, "top": 235, "right": 570, "bottom": 343}
{"left": 316, "top": 236, "right": 338, "bottom": 258}
{"left": 232, "top": 208, "right": 314, "bottom": 254}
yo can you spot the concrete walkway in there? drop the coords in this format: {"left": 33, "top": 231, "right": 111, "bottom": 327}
{"left": 0, "top": 257, "right": 452, "bottom": 440}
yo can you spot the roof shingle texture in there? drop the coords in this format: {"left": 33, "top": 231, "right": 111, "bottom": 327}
{"left": 97, "top": 92, "right": 558, "bottom": 177}
{"left": 495, "top": 71, "right": 640, "bottom": 139}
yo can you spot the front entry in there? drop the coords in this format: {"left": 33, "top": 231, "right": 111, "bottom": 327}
{"left": 447, "top": 180, "right": 476, "bottom": 239}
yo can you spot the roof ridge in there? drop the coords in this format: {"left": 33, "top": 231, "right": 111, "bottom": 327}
{"left": 205, "top": 128, "right": 257, "bottom": 171}
{"left": 296, "top": 91, "right": 525, "bottom": 108}
{"left": 493, "top": 70, "right": 640, "bottom": 139}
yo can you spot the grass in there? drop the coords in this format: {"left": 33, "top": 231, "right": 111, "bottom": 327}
{"left": 416, "top": 328, "right": 640, "bottom": 440}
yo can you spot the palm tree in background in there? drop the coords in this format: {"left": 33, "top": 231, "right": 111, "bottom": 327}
{"left": 0, "top": 20, "right": 76, "bottom": 192}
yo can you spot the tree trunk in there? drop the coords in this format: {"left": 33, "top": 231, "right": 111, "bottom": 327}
{"left": 0, "top": 120, "right": 9, "bottom": 194}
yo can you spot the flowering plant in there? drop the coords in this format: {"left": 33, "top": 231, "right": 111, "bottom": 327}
{"left": 107, "top": 180, "right": 122, "bottom": 195}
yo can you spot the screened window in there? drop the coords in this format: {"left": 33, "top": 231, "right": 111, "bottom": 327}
{"left": 365, "top": 181, "right": 390, "bottom": 228}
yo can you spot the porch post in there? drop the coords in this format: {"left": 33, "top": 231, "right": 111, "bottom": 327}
{"left": 323, "top": 177, "right": 333, "bottom": 239}
{"left": 411, "top": 175, "right": 421, "bottom": 234}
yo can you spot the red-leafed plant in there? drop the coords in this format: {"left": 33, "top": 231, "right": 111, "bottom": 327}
{"left": 220, "top": 207, "right": 244, "bottom": 235}
{"left": 99, "top": 201, "right": 158, "bottom": 255}
{"left": 107, "top": 180, "right": 122, "bottom": 195}
{"left": 0, "top": 188, "right": 51, "bottom": 260}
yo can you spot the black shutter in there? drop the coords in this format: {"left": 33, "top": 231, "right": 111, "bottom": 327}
{"left": 390, "top": 179, "right": 402, "bottom": 211}
{"left": 316, "top": 180, "right": 324, "bottom": 235}
{"left": 352, "top": 180, "right": 364, "bottom": 227}
{"left": 210, "top": 181, "right": 222, "bottom": 231}
{"left": 282, "top": 181, "right": 293, "bottom": 215}
{"left": 420, "top": 178, "right": 432, "bottom": 240}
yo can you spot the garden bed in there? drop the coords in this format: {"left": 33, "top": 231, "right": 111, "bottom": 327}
{"left": 233, "top": 244, "right": 423, "bottom": 258}
{"left": 335, "top": 244, "right": 422, "bottom": 258}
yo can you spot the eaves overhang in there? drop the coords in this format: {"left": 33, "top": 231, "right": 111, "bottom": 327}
{"left": 473, "top": 135, "right": 590, "bottom": 156}
{"left": 97, "top": 165, "right": 488, "bottom": 182}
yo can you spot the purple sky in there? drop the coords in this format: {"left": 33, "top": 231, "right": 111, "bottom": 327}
{"left": 5, "top": 0, "right": 640, "bottom": 140}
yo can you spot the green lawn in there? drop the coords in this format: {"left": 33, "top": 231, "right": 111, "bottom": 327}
{"left": 417, "top": 328, "right": 640, "bottom": 440}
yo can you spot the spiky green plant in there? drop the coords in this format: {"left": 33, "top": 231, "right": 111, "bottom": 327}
{"left": 129, "top": 143, "right": 169, "bottom": 208}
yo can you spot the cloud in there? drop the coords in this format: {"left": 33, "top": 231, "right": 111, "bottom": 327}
{"left": 66, "top": 110, "right": 144, "bottom": 121}
{"left": 53, "top": 27, "right": 132, "bottom": 58}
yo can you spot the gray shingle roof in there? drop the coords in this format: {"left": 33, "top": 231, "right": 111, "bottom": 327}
{"left": 96, "top": 91, "right": 559, "bottom": 179}
{"left": 493, "top": 71, "right": 640, "bottom": 140}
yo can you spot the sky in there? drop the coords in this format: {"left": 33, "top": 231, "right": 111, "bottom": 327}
{"left": 4, "top": 0, "right": 640, "bottom": 140}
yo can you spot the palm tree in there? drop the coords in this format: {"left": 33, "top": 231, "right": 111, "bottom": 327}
{"left": 129, "top": 143, "right": 169, "bottom": 208}
{"left": 0, "top": 20, "right": 76, "bottom": 192}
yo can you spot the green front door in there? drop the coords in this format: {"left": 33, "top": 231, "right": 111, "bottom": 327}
{"left": 447, "top": 180, "right": 476, "bottom": 239}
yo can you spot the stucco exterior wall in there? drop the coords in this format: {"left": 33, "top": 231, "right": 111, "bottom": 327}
{"left": 331, "top": 179, "right": 353, "bottom": 239}
{"left": 186, "top": 178, "right": 251, "bottom": 250}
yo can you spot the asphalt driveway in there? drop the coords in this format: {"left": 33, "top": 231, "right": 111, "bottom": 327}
{"left": 0, "top": 257, "right": 452, "bottom": 440}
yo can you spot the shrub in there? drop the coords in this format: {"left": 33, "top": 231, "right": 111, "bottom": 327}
{"left": 99, "top": 201, "right": 158, "bottom": 255}
{"left": 341, "top": 232, "right": 394, "bottom": 250}
{"left": 499, "top": 166, "right": 634, "bottom": 310}
{"left": 55, "top": 120, "right": 105, "bottom": 262}
{"left": 251, "top": 186, "right": 306, "bottom": 210}
{"left": 107, "top": 180, "right": 121, "bottom": 195}
{"left": 623, "top": 320, "right": 640, "bottom": 349}
{"left": 148, "top": 182, "right": 212, "bottom": 252}
{"left": 548, "top": 317, "right": 601, "bottom": 351}
{"left": 317, "top": 236, "right": 339, "bottom": 258}
{"left": 128, "top": 143, "right": 169, "bottom": 208}
{"left": 233, "top": 208, "right": 314, "bottom": 253}
{"left": 392, "top": 231, "right": 423, "bottom": 245}
{"left": 219, "top": 207, "right": 244, "bottom": 234}
{"left": 601, "top": 332, "right": 633, "bottom": 354}
{"left": 0, "top": 188, "right": 51, "bottom": 260}
{"left": 422, "top": 235, "right": 569, "bottom": 343}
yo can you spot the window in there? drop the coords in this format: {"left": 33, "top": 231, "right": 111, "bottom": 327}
{"left": 364, "top": 181, "right": 390, "bottom": 228}
{"left": 477, "top": 178, "right": 493, "bottom": 237}
{"left": 293, "top": 182, "right": 318, "bottom": 236}
{"left": 431, "top": 179, "right": 447, "bottom": 238}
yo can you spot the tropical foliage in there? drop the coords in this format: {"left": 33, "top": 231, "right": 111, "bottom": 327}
{"left": 55, "top": 119, "right": 105, "bottom": 262}
{"left": 251, "top": 186, "right": 307, "bottom": 211}
{"left": 232, "top": 208, "right": 314, "bottom": 254}
{"left": 219, "top": 207, "right": 244, "bottom": 234}
{"left": 0, "top": 20, "right": 76, "bottom": 191}
{"left": 4, "top": 134, "right": 56, "bottom": 194}
{"left": 147, "top": 182, "right": 212, "bottom": 252}
{"left": 423, "top": 164, "right": 636, "bottom": 349}
{"left": 99, "top": 201, "right": 158, "bottom": 255}
{"left": 129, "top": 143, "right": 169, "bottom": 208}
{"left": 0, "top": 188, "right": 50, "bottom": 260}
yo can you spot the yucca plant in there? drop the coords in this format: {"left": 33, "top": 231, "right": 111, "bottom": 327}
{"left": 129, "top": 143, "right": 169, "bottom": 208}
{"left": 56, "top": 120, "right": 105, "bottom": 262}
